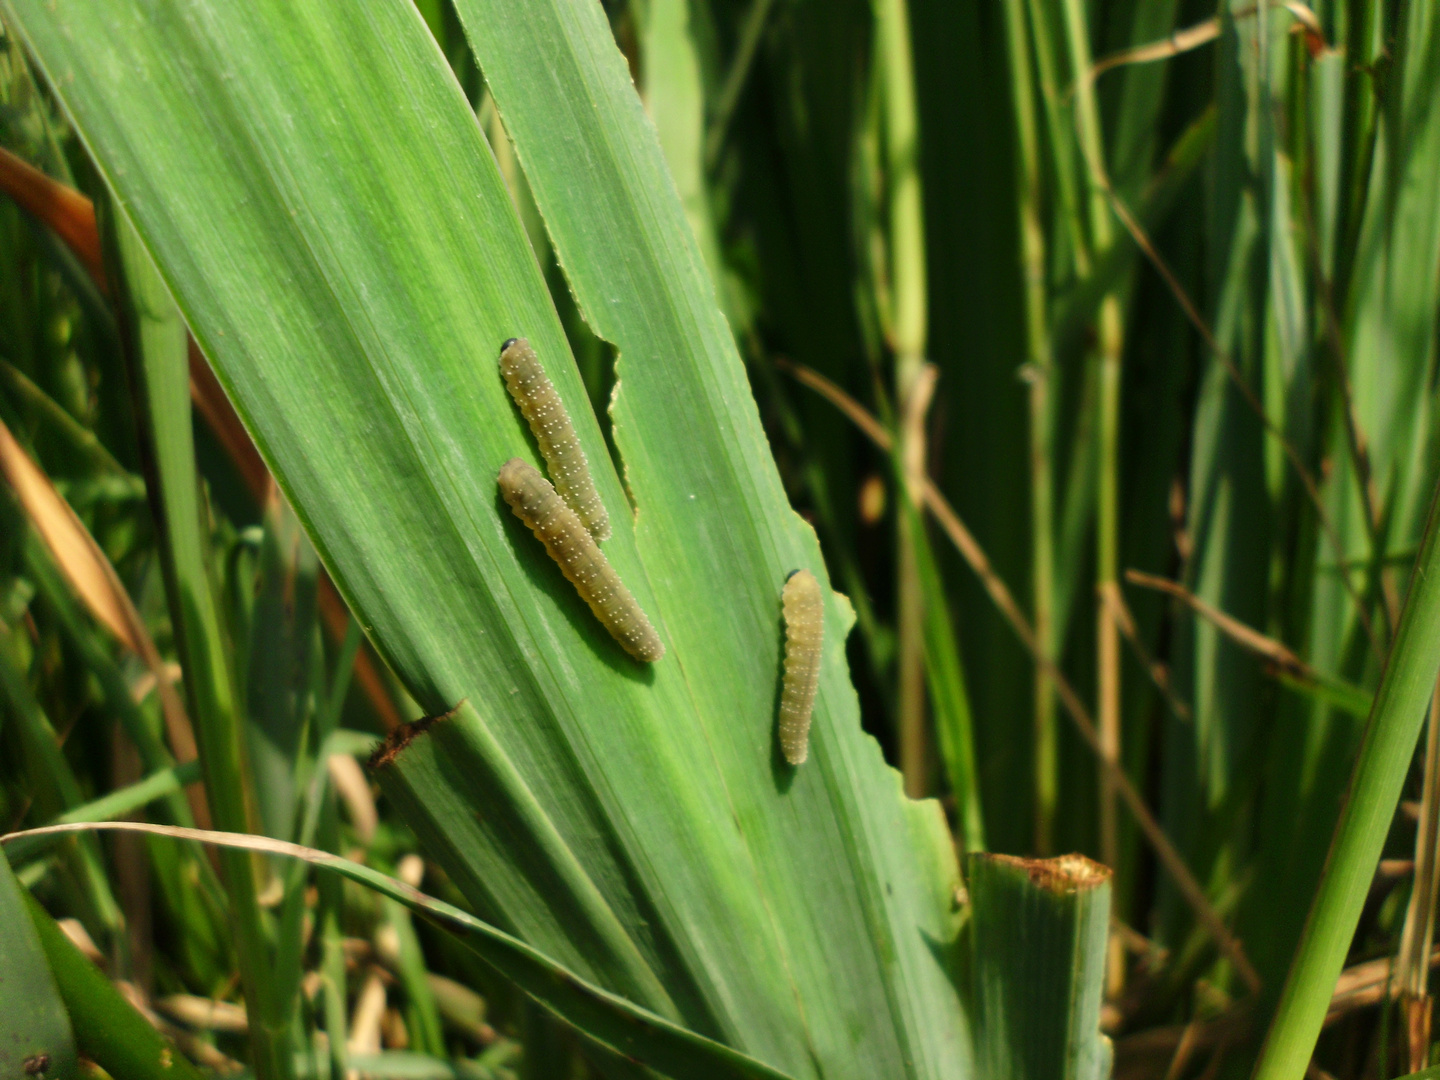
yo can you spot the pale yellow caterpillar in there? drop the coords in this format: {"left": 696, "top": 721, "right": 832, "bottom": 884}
{"left": 498, "top": 458, "right": 663, "bottom": 662}
{"left": 779, "top": 569, "right": 823, "bottom": 764}
{"left": 499, "top": 337, "right": 611, "bottom": 542}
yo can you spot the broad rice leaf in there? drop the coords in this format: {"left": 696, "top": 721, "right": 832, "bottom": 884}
{"left": 2, "top": 1, "right": 968, "bottom": 1076}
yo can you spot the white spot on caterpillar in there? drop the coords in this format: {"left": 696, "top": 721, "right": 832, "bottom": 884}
{"left": 499, "top": 338, "right": 611, "bottom": 541}
{"left": 779, "top": 569, "right": 823, "bottom": 765}
{"left": 498, "top": 459, "right": 662, "bottom": 662}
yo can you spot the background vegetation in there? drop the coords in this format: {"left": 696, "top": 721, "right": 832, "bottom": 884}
{"left": 1, "top": 0, "right": 1439, "bottom": 1077}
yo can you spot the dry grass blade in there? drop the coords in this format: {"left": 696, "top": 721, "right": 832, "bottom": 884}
{"left": 0, "top": 416, "right": 143, "bottom": 652}
{"left": 1116, "top": 940, "right": 1435, "bottom": 1080}
{"left": 1087, "top": 19, "right": 1220, "bottom": 84}
{"left": 1081, "top": 2, "right": 1325, "bottom": 88}
{"left": 898, "top": 363, "right": 939, "bottom": 794}
{"left": 1162, "top": 1019, "right": 1205, "bottom": 1080}
{"left": 1325, "top": 945, "right": 1440, "bottom": 1024}
{"left": 0, "top": 821, "right": 797, "bottom": 1080}
{"left": 1114, "top": 1011, "right": 1253, "bottom": 1080}
{"left": 1397, "top": 674, "right": 1440, "bottom": 1070}
{"left": 781, "top": 358, "right": 1262, "bottom": 994}
{"left": 1100, "top": 581, "right": 1191, "bottom": 723}
{"left": 1126, "top": 570, "right": 1314, "bottom": 678}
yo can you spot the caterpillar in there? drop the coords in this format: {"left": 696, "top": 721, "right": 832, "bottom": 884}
{"left": 499, "top": 337, "right": 611, "bottom": 542}
{"left": 779, "top": 569, "right": 823, "bottom": 765}
{"left": 498, "top": 458, "right": 663, "bottom": 662}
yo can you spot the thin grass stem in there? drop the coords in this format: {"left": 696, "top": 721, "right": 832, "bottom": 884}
{"left": 874, "top": 0, "right": 929, "bottom": 796}
{"left": 1001, "top": 0, "right": 1057, "bottom": 855}
{"left": 1058, "top": 0, "right": 1126, "bottom": 984}
{"left": 1397, "top": 672, "right": 1440, "bottom": 1071}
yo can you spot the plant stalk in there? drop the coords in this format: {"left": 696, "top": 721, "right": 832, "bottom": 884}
{"left": 1397, "top": 672, "right": 1440, "bottom": 1072}
{"left": 1253, "top": 477, "right": 1440, "bottom": 1080}
{"left": 1060, "top": 0, "right": 1126, "bottom": 979}
{"left": 874, "top": 0, "right": 929, "bottom": 796}
{"left": 110, "top": 211, "right": 291, "bottom": 1080}
{"left": 1001, "top": 0, "right": 1056, "bottom": 854}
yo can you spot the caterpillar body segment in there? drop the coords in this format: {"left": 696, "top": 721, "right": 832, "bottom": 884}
{"left": 499, "top": 337, "right": 611, "bottom": 542}
{"left": 779, "top": 569, "right": 824, "bottom": 765}
{"left": 498, "top": 458, "right": 662, "bottom": 662}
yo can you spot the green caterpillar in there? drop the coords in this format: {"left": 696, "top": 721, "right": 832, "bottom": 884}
{"left": 499, "top": 337, "right": 610, "bottom": 542}
{"left": 779, "top": 569, "right": 823, "bottom": 764}
{"left": 498, "top": 458, "right": 663, "bottom": 662}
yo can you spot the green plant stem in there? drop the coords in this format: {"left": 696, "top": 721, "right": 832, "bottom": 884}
{"left": 1022, "top": 0, "right": 1090, "bottom": 276}
{"left": 1059, "top": 0, "right": 1125, "bottom": 888}
{"left": 874, "top": 0, "right": 929, "bottom": 796}
{"left": 1254, "top": 479, "right": 1440, "bottom": 1080}
{"left": 110, "top": 212, "right": 290, "bottom": 1080}
{"left": 1001, "top": 0, "right": 1056, "bottom": 855}
{"left": 904, "top": 489, "right": 985, "bottom": 851}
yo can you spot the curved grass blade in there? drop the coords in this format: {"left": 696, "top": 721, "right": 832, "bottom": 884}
{"left": 2, "top": 821, "right": 795, "bottom": 1080}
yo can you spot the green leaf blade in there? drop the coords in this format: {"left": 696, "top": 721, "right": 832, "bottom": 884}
{"left": 3, "top": 1, "right": 968, "bottom": 1076}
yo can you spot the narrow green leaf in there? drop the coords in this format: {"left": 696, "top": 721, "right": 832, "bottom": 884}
{"left": 109, "top": 207, "right": 288, "bottom": 1080}
{"left": 4, "top": 760, "right": 201, "bottom": 865}
{"left": 1255, "top": 479, "right": 1440, "bottom": 1079}
{"left": 0, "top": 614, "right": 124, "bottom": 936}
{"left": 905, "top": 494, "right": 984, "bottom": 851}
{"left": 0, "top": 854, "right": 76, "bottom": 1080}
{"left": 21, "top": 890, "right": 205, "bottom": 1080}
